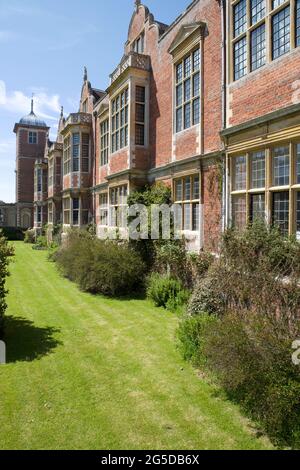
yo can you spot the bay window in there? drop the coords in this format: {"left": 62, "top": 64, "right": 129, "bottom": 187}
{"left": 111, "top": 88, "right": 129, "bottom": 153}
{"left": 230, "top": 142, "right": 300, "bottom": 235}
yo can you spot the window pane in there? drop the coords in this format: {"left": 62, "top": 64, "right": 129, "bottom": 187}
{"left": 176, "top": 107, "right": 183, "bottom": 133}
{"left": 176, "top": 63, "right": 183, "bottom": 83}
{"left": 176, "top": 84, "right": 183, "bottom": 106}
{"left": 184, "top": 103, "right": 191, "bottom": 129}
{"left": 296, "top": 144, "right": 300, "bottom": 184}
{"left": 296, "top": 0, "right": 300, "bottom": 47}
{"left": 136, "top": 86, "right": 145, "bottom": 103}
{"left": 251, "top": 24, "right": 266, "bottom": 71}
{"left": 193, "top": 49, "right": 200, "bottom": 71}
{"left": 234, "top": 0, "right": 247, "bottom": 37}
{"left": 193, "top": 98, "right": 200, "bottom": 125}
{"left": 184, "top": 79, "right": 191, "bottom": 101}
{"left": 234, "top": 37, "right": 247, "bottom": 80}
{"left": 273, "top": 147, "right": 290, "bottom": 186}
{"left": 184, "top": 204, "right": 191, "bottom": 230}
{"left": 233, "top": 156, "right": 247, "bottom": 191}
{"left": 251, "top": 194, "right": 265, "bottom": 222}
{"left": 136, "top": 103, "right": 145, "bottom": 123}
{"left": 192, "top": 203, "right": 200, "bottom": 231}
{"left": 273, "top": 192, "right": 289, "bottom": 235}
{"left": 193, "top": 175, "right": 200, "bottom": 200}
{"left": 272, "top": 6, "right": 290, "bottom": 60}
{"left": 272, "top": 0, "right": 286, "bottom": 8}
{"left": 296, "top": 192, "right": 300, "bottom": 237}
{"left": 184, "top": 56, "right": 191, "bottom": 77}
{"left": 175, "top": 180, "right": 183, "bottom": 201}
{"left": 232, "top": 195, "right": 247, "bottom": 230}
{"left": 251, "top": 150, "right": 265, "bottom": 188}
{"left": 193, "top": 72, "right": 200, "bottom": 97}
{"left": 135, "top": 124, "right": 145, "bottom": 146}
{"left": 185, "top": 177, "right": 191, "bottom": 200}
{"left": 251, "top": 0, "right": 266, "bottom": 25}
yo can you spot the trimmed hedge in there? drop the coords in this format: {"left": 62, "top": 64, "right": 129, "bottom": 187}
{"left": 1, "top": 227, "right": 24, "bottom": 241}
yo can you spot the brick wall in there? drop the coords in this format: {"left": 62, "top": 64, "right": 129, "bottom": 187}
{"left": 228, "top": 49, "right": 300, "bottom": 127}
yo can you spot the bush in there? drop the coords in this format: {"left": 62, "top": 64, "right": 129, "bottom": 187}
{"left": 177, "top": 313, "right": 217, "bottom": 366}
{"left": 0, "top": 231, "right": 14, "bottom": 337}
{"left": 180, "top": 221, "right": 300, "bottom": 447}
{"left": 1, "top": 227, "right": 24, "bottom": 241}
{"left": 53, "top": 231, "right": 146, "bottom": 297}
{"left": 187, "top": 267, "right": 226, "bottom": 316}
{"left": 24, "top": 229, "right": 35, "bottom": 244}
{"left": 33, "top": 236, "right": 47, "bottom": 250}
{"left": 146, "top": 273, "right": 189, "bottom": 311}
{"left": 203, "top": 312, "right": 300, "bottom": 448}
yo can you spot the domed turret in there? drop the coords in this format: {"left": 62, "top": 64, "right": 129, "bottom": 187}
{"left": 19, "top": 98, "right": 47, "bottom": 128}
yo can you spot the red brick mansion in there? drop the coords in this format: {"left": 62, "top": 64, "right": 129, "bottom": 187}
{"left": 8, "top": 0, "right": 300, "bottom": 251}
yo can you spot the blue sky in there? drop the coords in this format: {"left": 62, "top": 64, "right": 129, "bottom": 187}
{"left": 0, "top": 0, "right": 190, "bottom": 202}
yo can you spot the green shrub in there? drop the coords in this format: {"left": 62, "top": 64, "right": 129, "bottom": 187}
{"left": 0, "top": 231, "right": 14, "bottom": 337}
{"left": 187, "top": 267, "right": 226, "bottom": 316}
{"left": 146, "top": 273, "right": 189, "bottom": 311}
{"left": 187, "top": 252, "right": 214, "bottom": 279}
{"left": 24, "top": 229, "right": 35, "bottom": 244}
{"left": 202, "top": 312, "right": 300, "bottom": 448}
{"left": 33, "top": 236, "right": 48, "bottom": 250}
{"left": 54, "top": 231, "right": 146, "bottom": 297}
{"left": 180, "top": 221, "right": 300, "bottom": 448}
{"left": 177, "top": 313, "right": 217, "bottom": 366}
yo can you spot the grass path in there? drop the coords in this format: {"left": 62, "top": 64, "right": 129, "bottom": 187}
{"left": 0, "top": 242, "right": 272, "bottom": 450}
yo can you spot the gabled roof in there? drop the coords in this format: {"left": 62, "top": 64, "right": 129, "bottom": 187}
{"left": 168, "top": 21, "right": 207, "bottom": 54}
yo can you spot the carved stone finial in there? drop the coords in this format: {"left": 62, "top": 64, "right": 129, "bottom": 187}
{"left": 84, "top": 66, "right": 88, "bottom": 82}
{"left": 31, "top": 93, "right": 34, "bottom": 114}
{"left": 60, "top": 106, "right": 64, "bottom": 117}
{"left": 135, "top": 0, "right": 141, "bottom": 12}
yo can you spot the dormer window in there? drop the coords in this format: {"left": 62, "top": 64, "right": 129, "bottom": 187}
{"left": 133, "top": 33, "right": 144, "bottom": 54}
{"left": 29, "top": 131, "right": 37, "bottom": 144}
{"left": 175, "top": 48, "right": 200, "bottom": 133}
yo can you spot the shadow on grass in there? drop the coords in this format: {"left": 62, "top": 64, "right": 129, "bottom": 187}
{"left": 4, "top": 316, "right": 61, "bottom": 363}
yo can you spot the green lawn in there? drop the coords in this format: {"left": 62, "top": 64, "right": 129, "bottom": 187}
{"left": 0, "top": 242, "right": 273, "bottom": 450}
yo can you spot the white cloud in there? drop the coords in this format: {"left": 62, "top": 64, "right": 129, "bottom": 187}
{"left": 0, "top": 80, "right": 62, "bottom": 121}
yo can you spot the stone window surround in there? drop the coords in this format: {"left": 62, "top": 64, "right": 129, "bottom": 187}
{"left": 28, "top": 131, "right": 38, "bottom": 145}
{"left": 109, "top": 76, "right": 150, "bottom": 159}
{"left": 63, "top": 130, "right": 91, "bottom": 176}
{"left": 229, "top": 0, "right": 300, "bottom": 83}
{"left": 229, "top": 140, "right": 300, "bottom": 236}
{"left": 173, "top": 172, "right": 201, "bottom": 233}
